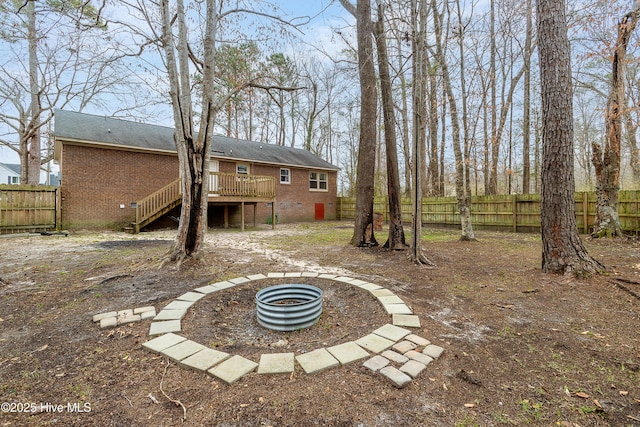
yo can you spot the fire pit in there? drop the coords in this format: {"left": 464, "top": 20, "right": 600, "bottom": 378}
{"left": 255, "top": 284, "right": 323, "bottom": 331}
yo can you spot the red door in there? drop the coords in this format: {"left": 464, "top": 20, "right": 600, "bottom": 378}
{"left": 314, "top": 203, "right": 325, "bottom": 220}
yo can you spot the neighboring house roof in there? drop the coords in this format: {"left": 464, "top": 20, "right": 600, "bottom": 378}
{"left": 54, "top": 109, "right": 339, "bottom": 171}
{"left": 0, "top": 163, "right": 21, "bottom": 175}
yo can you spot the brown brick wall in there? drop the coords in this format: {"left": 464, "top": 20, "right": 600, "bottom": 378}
{"left": 215, "top": 161, "right": 337, "bottom": 226}
{"left": 60, "top": 144, "right": 179, "bottom": 229}
{"left": 60, "top": 144, "right": 337, "bottom": 230}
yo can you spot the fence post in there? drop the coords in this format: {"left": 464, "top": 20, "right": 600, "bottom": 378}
{"left": 56, "top": 188, "right": 61, "bottom": 231}
{"left": 582, "top": 192, "right": 589, "bottom": 234}
{"left": 512, "top": 195, "right": 517, "bottom": 233}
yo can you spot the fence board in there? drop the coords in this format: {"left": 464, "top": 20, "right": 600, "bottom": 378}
{"left": 0, "top": 185, "right": 58, "bottom": 234}
{"left": 337, "top": 191, "right": 640, "bottom": 234}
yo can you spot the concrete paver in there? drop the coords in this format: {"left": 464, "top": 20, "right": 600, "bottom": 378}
{"left": 370, "top": 288, "right": 395, "bottom": 297}
{"left": 229, "top": 277, "right": 250, "bottom": 285}
{"left": 284, "top": 272, "right": 302, "bottom": 277}
{"left": 295, "top": 348, "right": 340, "bottom": 374}
{"left": 355, "top": 334, "right": 395, "bottom": 353}
{"left": 177, "top": 291, "right": 205, "bottom": 302}
{"left": 93, "top": 311, "right": 116, "bottom": 322}
{"left": 209, "top": 281, "right": 236, "bottom": 291}
{"left": 247, "top": 274, "right": 268, "bottom": 281}
{"left": 373, "top": 324, "right": 411, "bottom": 341}
{"left": 400, "top": 360, "right": 426, "bottom": 378}
{"left": 208, "top": 355, "right": 258, "bottom": 384}
{"left": 99, "top": 317, "right": 117, "bottom": 328}
{"left": 149, "top": 320, "right": 181, "bottom": 336}
{"left": 326, "top": 341, "right": 369, "bottom": 365}
{"left": 154, "top": 308, "right": 187, "bottom": 321}
{"left": 196, "top": 284, "right": 219, "bottom": 294}
{"left": 392, "top": 314, "right": 421, "bottom": 328}
{"left": 181, "top": 348, "right": 230, "bottom": 372}
{"left": 140, "top": 310, "right": 156, "bottom": 320}
{"left": 358, "top": 283, "right": 383, "bottom": 291}
{"left": 118, "top": 314, "right": 141, "bottom": 324}
{"left": 392, "top": 340, "right": 417, "bottom": 354}
{"left": 267, "top": 272, "right": 285, "bottom": 278}
{"left": 258, "top": 353, "right": 295, "bottom": 374}
{"left": 163, "top": 300, "right": 194, "bottom": 310}
{"left": 142, "top": 333, "right": 187, "bottom": 352}
{"left": 161, "top": 340, "right": 207, "bottom": 362}
{"left": 377, "top": 295, "right": 405, "bottom": 305}
{"left": 363, "top": 355, "right": 389, "bottom": 372}
{"left": 379, "top": 366, "right": 412, "bottom": 388}
{"left": 380, "top": 349, "right": 409, "bottom": 364}
{"left": 405, "top": 334, "right": 430, "bottom": 347}
{"left": 405, "top": 350, "right": 433, "bottom": 366}
{"left": 423, "top": 344, "right": 445, "bottom": 359}
{"left": 133, "top": 306, "right": 156, "bottom": 315}
{"left": 382, "top": 303, "right": 413, "bottom": 315}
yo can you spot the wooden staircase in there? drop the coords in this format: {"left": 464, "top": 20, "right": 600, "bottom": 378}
{"left": 125, "top": 179, "right": 182, "bottom": 234}
{"left": 124, "top": 172, "right": 276, "bottom": 233}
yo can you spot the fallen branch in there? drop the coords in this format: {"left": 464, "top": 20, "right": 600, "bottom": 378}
{"left": 611, "top": 279, "right": 640, "bottom": 300}
{"left": 160, "top": 362, "right": 187, "bottom": 421}
{"left": 122, "top": 392, "right": 133, "bottom": 407}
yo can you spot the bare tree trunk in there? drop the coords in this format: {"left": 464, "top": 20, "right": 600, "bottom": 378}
{"left": 305, "top": 82, "right": 318, "bottom": 151}
{"left": 341, "top": 0, "right": 378, "bottom": 247}
{"left": 26, "top": 0, "right": 41, "bottom": 185}
{"left": 161, "top": 0, "right": 215, "bottom": 261}
{"left": 591, "top": 4, "right": 640, "bottom": 238}
{"left": 625, "top": 103, "right": 640, "bottom": 184}
{"left": 522, "top": 0, "right": 533, "bottom": 194}
{"left": 534, "top": 108, "right": 541, "bottom": 193}
{"left": 431, "top": 0, "right": 475, "bottom": 241}
{"left": 397, "top": 36, "right": 412, "bottom": 198}
{"left": 426, "top": 55, "right": 439, "bottom": 197}
{"left": 408, "top": 0, "right": 432, "bottom": 265}
{"left": 439, "top": 84, "right": 446, "bottom": 195}
{"left": 537, "top": 0, "right": 604, "bottom": 275}
{"left": 488, "top": 0, "right": 498, "bottom": 195}
{"left": 374, "top": 3, "right": 406, "bottom": 251}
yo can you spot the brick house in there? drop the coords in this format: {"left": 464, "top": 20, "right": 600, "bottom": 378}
{"left": 53, "top": 110, "right": 339, "bottom": 231}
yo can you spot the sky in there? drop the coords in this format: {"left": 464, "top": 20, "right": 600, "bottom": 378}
{"left": 0, "top": 0, "right": 352, "bottom": 167}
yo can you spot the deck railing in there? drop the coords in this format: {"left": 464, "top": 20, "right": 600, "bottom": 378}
{"left": 135, "top": 179, "right": 182, "bottom": 232}
{"left": 134, "top": 172, "right": 275, "bottom": 232}
{"left": 208, "top": 172, "right": 276, "bottom": 199}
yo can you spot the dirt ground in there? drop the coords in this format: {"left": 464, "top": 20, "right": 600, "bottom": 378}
{"left": 0, "top": 222, "right": 639, "bottom": 427}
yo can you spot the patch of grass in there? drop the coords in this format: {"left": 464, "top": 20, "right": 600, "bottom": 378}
{"left": 455, "top": 415, "right": 480, "bottom": 427}
{"left": 519, "top": 399, "right": 544, "bottom": 422}
{"left": 498, "top": 326, "right": 515, "bottom": 338}
{"left": 69, "top": 383, "right": 90, "bottom": 400}
{"left": 492, "top": 412, "right": 510, "bottom": 424}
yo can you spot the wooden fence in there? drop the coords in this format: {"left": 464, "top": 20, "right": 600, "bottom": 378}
{"left": 0, "top": 185, "right": 59, "bottom": 235}
{"left": 337, "top": 191, "right": 640, "bottom": 234}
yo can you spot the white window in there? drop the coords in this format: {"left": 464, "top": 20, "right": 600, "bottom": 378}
{"left": 236, "top": 163, "right": 249, "bottom": 174}
{"left": 280, "top": 168, "right": 291, "bottom": 184}
{"left": 10, "top": 176, "right": 19, "bottom": 184}
{"left": 309, "top": 172, "right": 328, "bottom": 191}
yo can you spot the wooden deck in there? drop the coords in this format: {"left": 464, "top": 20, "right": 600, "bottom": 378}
{"left": 132, "top": 172, "right": 275, "bottom": 233}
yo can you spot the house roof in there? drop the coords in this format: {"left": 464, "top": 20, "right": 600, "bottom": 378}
{"left": 0, "top": 163, "right": 20, "bottom": 175}
{"left": 54, "top": 110, "right": 339, "bottom": 171}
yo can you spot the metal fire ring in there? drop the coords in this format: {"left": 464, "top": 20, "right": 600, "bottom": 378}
{"left": 255, "top": 284, "right": 323, "bottom": 332}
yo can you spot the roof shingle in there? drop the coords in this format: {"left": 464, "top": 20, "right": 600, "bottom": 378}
{"left": 54, "top": 110, "right": 338, "bottom": 171}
